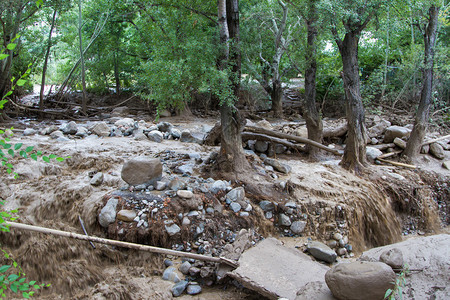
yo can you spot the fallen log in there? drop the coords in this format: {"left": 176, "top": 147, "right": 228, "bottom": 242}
{"left": 244, "top": 125, "right": 341, "bottom": 155}
{"left": 377, "top": 158, "right": 416, "bottom": 169}
{"left": 241, "top": 132, "right": 306, "bottom": 153}
{"left": 6, "top": 221, "right": 238, "bottom": 268}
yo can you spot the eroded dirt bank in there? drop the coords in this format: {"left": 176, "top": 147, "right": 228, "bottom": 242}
{"left": 0, "top": 114, "right": 448, "bottom": 299}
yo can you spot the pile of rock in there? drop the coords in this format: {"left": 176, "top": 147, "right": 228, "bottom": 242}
{"left": 29, "top": 119, "right": 204, "bottom": 145}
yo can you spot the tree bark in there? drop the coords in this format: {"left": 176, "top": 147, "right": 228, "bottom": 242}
{"left": 303, "top": 0, "right": 323, "bottom": 159}
{"left": 217, "top": 0, "right": 250, "bottom": 175}
{"left": 78, "top": 0, "right": 87, "bottom": 114}
{"left": 271, "top": 79, "right": 283, "bottom": 118}
{"left": 403, "top": 6, "right": 440, "bottom": 162}
{"left": 39, "top": 9, "right": 58, "bottom": 112}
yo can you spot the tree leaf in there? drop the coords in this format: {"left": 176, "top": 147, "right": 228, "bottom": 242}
{"left": 0, "top": 265, "right": 11, "bottom": 273}
{"left": 8, "top": 274, "right": 19, "bottom": 282}
{"left": 0, "top": 54, "right": 8, "bottom": 60}
{"left": 16, "top": 79, "right": 27, "bottom": 87}
{"left": 25, "top": 146, "right": 34, "bottom": 153}
{"left": 10, "top": 282, "right": 18, "bottom": 293}
{"left": 6, "top": 43, "right": 17, "bottom": 51}
{"left": 42, "top": 156, "right": 50, "bottom": 163}
{"left": 8, "top": 149, "right": 14, "bottom": 157}
{"left": 14, "top": 143, "right": 22, "bottom": 150}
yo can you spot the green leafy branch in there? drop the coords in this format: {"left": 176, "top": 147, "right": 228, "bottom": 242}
{"left": 384, "top": 264, "right": 409, "bottom": 300}
{"left": 0, "top": 250, "right": 49, "bottom": 299}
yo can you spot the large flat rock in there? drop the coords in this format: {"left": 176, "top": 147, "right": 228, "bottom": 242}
{"left": 360, "top": 234, "right": 450, "bottom": 300}
{"left": 228, "top": 237, "right": 332, "bottom": 300}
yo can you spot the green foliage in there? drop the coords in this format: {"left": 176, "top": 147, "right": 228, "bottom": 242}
{"left": 384, "top": 264, "right": 409, "bottom": 300}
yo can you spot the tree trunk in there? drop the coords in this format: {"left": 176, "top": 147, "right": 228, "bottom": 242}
{"left": 78, "top": 0, "right": 87, "bottom": 114}
{"left": 39, "top": 9, "right": 58, "bottom": 112}
{"left": 403, "top": 6, "right": 439, "bottom": 162}
{"left": 338, "top": 32, "right": 368, "bottom": 172}
{"left": 271, "top": 79, "right": 283, "bottom": 118}
{"left": 114, "top": 50, "right": 120, "bottom": 94}
{"left": 304, "top": 0, "right": 322, "bottom": 159}
{"left": 217, "top": 0, "right": 249, "bottom": 175}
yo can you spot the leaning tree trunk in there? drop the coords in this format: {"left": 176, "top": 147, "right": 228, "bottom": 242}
{"left": 403, "top": 6, "right": 439, "bottom": 162}
{"left": 338, "top": 32, "right": 368, "bottom": 173}
{"left": 304, "top": 0, "right": 322, "bottom": 159}
{"left": 217, "top": 0, "right": 250, "bottom": 174}
{"left": 40, "top": 9, "right": 58, "bottom": 112}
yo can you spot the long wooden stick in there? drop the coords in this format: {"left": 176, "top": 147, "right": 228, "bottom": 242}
{"left": 377, "top": 151, "right": 402, "bottom": 159}
{"left": 377, "top": 158, "right": 416, "bottom": 169}
{"left": 6, "top": 222, "right": 238, "bottom": 268}
{"left": 422, "top": 134, "right": 450, "bottom": 146}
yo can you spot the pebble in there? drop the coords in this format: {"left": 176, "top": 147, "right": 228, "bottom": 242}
{"left": 165, "top": 223, "right": 181, "bottom": 236}
{"left": 279, "top": 213, "right": 292, "bottom": 226}
{"left": 156, "top": 181, "right": 167, "bottom": 190}
{"left": 182, "top": 217, "right": 191, "bottom": 226}
{"left": 186, "top": 283, "right": 202, "bottom": 295}
{"left": 333, "top": 233, "right": 343, "bottom": 241}
{"left": 230, "top": 202, "right": 242, "bottom": 213}
{"left": 179, "top": 261, "right": 192, "bottom": 275}
{"left": 171, "top": 280, "right": 188, "bottom": 297}
{"left": 239, "top": 212, "right": 249, "bottom": 217}
{"left": 260, "top": 200, "right": 275, "bottom": 211}
{"left": 90, "top": 172, "right": 104, "bottom": 186}
{"left": 177, "top": 190, "right": 193, "bottom": 199}
{"left": 290, "top": 220, "right": 307, "bottom": 234}
{"left": 117, "top": 209, "right": 137, "bottom": 222}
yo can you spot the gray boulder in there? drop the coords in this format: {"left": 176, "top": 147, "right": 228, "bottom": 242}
{"left": 98, "top": 197, "right": 119, "bottom": 228}
{"left": 368, "top": 119, "right": 391, "bottom": 138}
{"left": 210, "top": 180, "right": 228, "bottom": 194}
{"left": 157, "top": 121, "right": 173, "bottom": 132}
{"left": 255, "top": 141, "right": 269, "bottom": 153}
{"left": 23, "top": 128, "right": 37, "bottom": 136}
{"left": 171, "top": 280, "right": 188, "bottom": 297}
{"left": 307, "top": 241, "right": 337, "bottom": 263}
{"left": 90, "top": 122, "right": 110, "bottom": 137}
{"left": 114, "top": 118, "right": 135, "bottom": 129}
{"left": 279, "top": 213, "right": 291, "bottom": 226}
{"left": 380, "top": 248, "right": 404, "bottom": 270}
{"left": 264, "top": 158, "right": 291, "bottom": 174}
{"left": 259, "top": 200, "right": 275, "bottom": 212}
{"left": 383, "top": 126, "right": 411, "bottom": 143}
{"left": 325, "top": 261, "right": 395, "bottom": 300}
{"left": 121, "top": 157, "right": 162, "bottom": 186}
{"left": 50, "top": 130, "right": 64, "bottom": 139}
{"left": 75, "top": 126, "right": 89, "bottom": 137}
{"left": 147, "top": 130, "right": 163, "bottom": 143}
{"left": 180, "top": 130, "right": 202, "bottom": 144}
{"left": 366, "top": 147, "right": 382, "bottom": 162}
{"left": 429, "top": 142, "right": 445, "bottom": 159}
{"left": 393, "top": 137, "right": 407, "bottom": 149}
{"left": 170, "top": 128, "right": 181, "bottom": 139}
{"left": 60, "top": 121, "right": 78, "bottom": 134}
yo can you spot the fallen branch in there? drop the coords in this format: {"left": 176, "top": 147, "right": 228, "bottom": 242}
{"left": 377, "top": 158, "right": 416, "bottom": 169}
{"left": 377, "top": 151, "right": 402, "bottom": 159}
{"left": 241, "top": 132, "right": 306, "bottom": 153}
{"left": 6, "top": 221, "right": 238, "bottom": 268}
{"left": 244, "top": 125, "right": 341, "bottom": 155}
{"left": 422, "top": 134, "right": 450, "bottom": 146}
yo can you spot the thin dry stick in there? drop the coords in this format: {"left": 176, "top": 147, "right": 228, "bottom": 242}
{"left": 6, "top": 221, "right": 238, "bottom": 268}
{"left": 377, "top": 158, "right": 416, "bottom": 169}
{"left": 78, "top": 216, "right": 95, "bottom": 249}
{"left": 421, "top": 134, "right": 450, "bottom": 146}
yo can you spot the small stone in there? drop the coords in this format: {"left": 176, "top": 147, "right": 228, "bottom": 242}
{"left": 265, "top": 211, "right": 273, "bottom": 219}
{"left": 186, "top": 284, "right": 202, "bottom": 295}
{"left": 182, "top": 217, "right": 191, "bottom": 226}
{"left": 380, "top": 248, "right": 404, "bottom": 270}
{"left": 307, "top": 241, "right": 337, "bottom": 263}
{"left": 179, "top": 261, "right": 192, "bottom": 275}
{"left": 90, "top": 172, "right": 104, "bottom": 186}
{"left": 279, "top": 213, "right": 291, "bottom": 226}
{"left": 264, "top": 158, "right": 291, "bottom": 174}
{"left": 210, "top": 180, "right": 228, "bottom": 193}
{"left": 259, "top": 200, "right": 275, "bottom": 212}
{"left": 240, "top": 212, "right": 249, "bottom": 217}
{"left": 225, "top": 187, "right": 245, "bottom": 203}
{"left": 443, "top": 161, "right": 450, "bottom": 170}
{"left": 50, "top": 130, "right": 64, "bottom": 139}
{"left": 156, "top": 181, "right": 167, "bottom": 190}
{"left": 290, "top": 221, "right": 307, "bottom": 234}
{"left": 177, "top": 190, "right": 193, "bottom": 199}
{"left": 366, "top": 147, "right": 383, "bottom": 162}
{"left": 189, "top": 267, "right": 200, "bottom": 276}
{"left": 229, "top": 202, "right": 241, "bottom": 213}
{"left": 393, "top": 137, "right": 407, "bottom": 149}
{"left": 421, "top": 144, "right": 430, "bottom": 154}
{"left": 327, "top": 240, "right": 338, "bottom": 249}
{"left": 333, "top": 233, "right": 343, "bottom": 241}
{"left": 255, "top": 140, "right": 269, "bottom": 153}
{"left": 164, "top": 259, "right": 173, "bottom": 267}
{"left": 98, "top": 197, "right": 118, "bottom": 228}
{"left": 117, "top": 209, "right": 137, "bottom": 222}
{"left": 162, "top": 267, "right": 180, "bottom": 283}
{"left": 170, "top": 128, "right": 181, "bottom": 139}
{"left": 75, "top": 126, "right": 89, "bottom": 137}
{"left": 168, "top": 178, "right": 187, "bottom": 191}
{"left": 337, "top": 248, "right": 347, "bottom": 256}
{"left": 165, "top": 224, "right": 181, "bottom": 236}
{"left": 171, "top": 280, "right": 188, "bottom": 297}
{"left": 339, "top": 239, "right": 345, "bottom": 247}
